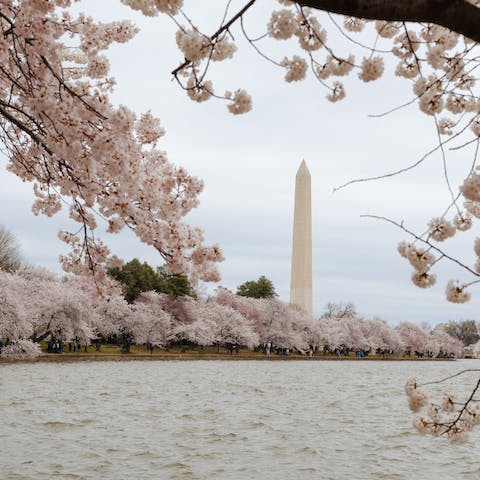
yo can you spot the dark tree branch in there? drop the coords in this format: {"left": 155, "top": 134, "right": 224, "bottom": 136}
{"left": 0, "top": 104, "right": 53, "bottom": 155}
{"left": 294, "top": 0, "right": 480, "bottom": 43}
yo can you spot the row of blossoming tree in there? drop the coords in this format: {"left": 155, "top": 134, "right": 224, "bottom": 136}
{"left": 0, "top": 266, "right": 464, "bottom": 361}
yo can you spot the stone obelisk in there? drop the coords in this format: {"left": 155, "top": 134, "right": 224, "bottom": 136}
{"left": 290, "top": 160, "right": 312, "bottom": 314}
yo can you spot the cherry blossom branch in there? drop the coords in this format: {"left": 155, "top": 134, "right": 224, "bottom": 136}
{"left": 239, "top": 17, "right": 283, "bottom": 67}
{"left": 335, "top": 109, "right": 480, "bottom": 192}
{"left": 418, "top": 369, "right": 480, "bottom": 387}
{"left": 434, "top": 114, "right": 459, "bottom": 211}
{"left": 442, "top": 377, "right": 480, "bottom": 436}
{"left": 333, "top": 142, "right": 442, "bottom": 192}
{"left": 0, "top": 104, "right": 53, "bottom": 156}
{"left": 40, "top": 56, "right": 107, "bottom": 120}
{"left": 171, "top": 0, "right": 257, "bottom": 76}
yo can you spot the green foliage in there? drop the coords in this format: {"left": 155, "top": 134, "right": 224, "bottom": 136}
{"left": 236, "top": 275, "right": 277, "bottom": 299}
{"left": 156, "top": 266, "right": 196, "bottom": 298}
{"left": 441, "top": 320, "right": 480, "bottom": 346}
{"left": 108, "top": 259, "right": 195, "bottom": 302}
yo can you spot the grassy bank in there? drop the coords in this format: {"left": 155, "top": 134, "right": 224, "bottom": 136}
{"left": 0, "top": 343, "right": 456, "bottom": 362}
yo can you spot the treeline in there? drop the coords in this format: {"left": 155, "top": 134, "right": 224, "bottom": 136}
{"left": 0, "top": 265, "right": 465, "bottom": 360}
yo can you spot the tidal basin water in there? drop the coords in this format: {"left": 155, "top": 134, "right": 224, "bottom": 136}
{"left": 1, "top": 360, "right": 479, "bottom": 480}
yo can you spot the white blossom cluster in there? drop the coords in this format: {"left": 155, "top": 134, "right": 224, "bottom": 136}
{"left": 398, "top": 241, "right": 437, "bottom": 289}
{"left": 267, "top": 9, "right": 298, "bottom": 40}
{"left": 186, "top": 77, "right": 213, "bottom": 103}
{"left": 465, "top": 200, "right": 480, "bottom": 218}
{"left": 406, "top": 377, "right": 480, "bottom": 443}
{"left": 326, "top": 81, "right": 345, "bottom": 103}
{"left": 281, "top": 55, "right": 308, "bottom": 82}
{"left": 453, "top": 213, "right": 472, "bottom": 231}
{"left": 446, "top": 280, "right": 471, "bottom": 303}
{"left": 460, "top": 171, "right": 480, "bottom": 203}
{"left": 316, "top": 55, "right": 354, "bottom": 79}
{"left": 226, "top": 89, "right": 252, "bottom": 115}
{"left": 176, "top": 29, "right": 210, "bottom": 63}
{"left": 428, "top": 217, "right": 456, "bottom": 242}
{"left": 344, "top": 17, "right": 366, "bottom": 33}
{"left": 121, "top": 0, "right": 183, "bottom": 16}
{"left": 411, "top": 270, "right": 437, "bottom": 289}
{"left": 211, "top": 37, "right": 237, "bottom": 62}
{"left": 358, "top": 56, "right": 384, "bottom": 82}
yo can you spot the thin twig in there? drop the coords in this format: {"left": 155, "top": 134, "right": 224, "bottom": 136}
{"left": 361, "top": 214, "right": 480, "bottom": 277}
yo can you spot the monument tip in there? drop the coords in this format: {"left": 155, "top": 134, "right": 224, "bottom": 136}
{"left": 296, "top": 159, "right": 310, "bottom": 177}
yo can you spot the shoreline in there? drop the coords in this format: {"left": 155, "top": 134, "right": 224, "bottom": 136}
{"left": 0, "top": 353, "right": 457, "bottom": 363}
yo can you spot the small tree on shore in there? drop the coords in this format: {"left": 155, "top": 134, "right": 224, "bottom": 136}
{"left": 236, "top": 276, "right": 277, "bottom": 299}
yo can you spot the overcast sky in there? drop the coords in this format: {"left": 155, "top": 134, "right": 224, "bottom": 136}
{"left": 1, "top": 0, "right": 478, "bottom": 324}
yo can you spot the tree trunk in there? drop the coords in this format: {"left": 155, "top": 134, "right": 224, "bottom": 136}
{"left": 295, "top": 0, "right": 480, "bottom": 43}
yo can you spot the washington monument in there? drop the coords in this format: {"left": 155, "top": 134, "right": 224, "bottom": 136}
{"left": 290, "top": 160, "right": 312, "bottom": 314}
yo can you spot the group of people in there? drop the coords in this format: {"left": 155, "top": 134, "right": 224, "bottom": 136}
{"left": 260, "top": 344, "right": 458, "bottom": 359}
{"left": 410, "top": 350, "right": 456, "bottom": 359}
{"left": 263, "top": 343, "right": 291, "bottom": 357}
{"left": 46, "top": 339, "right": 86, "bottom": 354}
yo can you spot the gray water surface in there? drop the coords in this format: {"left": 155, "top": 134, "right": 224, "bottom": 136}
{"left": 1, "top": 360, "right": 479, "bottom": 479}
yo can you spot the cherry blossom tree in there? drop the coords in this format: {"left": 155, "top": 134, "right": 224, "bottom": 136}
{"left": 397, "top": 321, "right": 430, "bottom": 354}
{"left": 0, "top": 0, "right": 223, "bottom": 290}
{"left": 361, "top": 317, "right": 403, "bottom": 354}
{"left": 33, "top": 282, "right": 96, "bottom": 345}
{"left": 0, "top": 272, "right": 31, "bottom": 341}
{"left": 213, "top": 289, "right": 315, "bottom": 351}
{"left": 134, "top": 291, "right": 176, "bottom": 346}
{"left": 334, "top": 315, "right": 370, "bottom": 350}
{"left": 0, "top": 267, "right": 97, "bottom": 358}
{"left": 202, "top": 299, "right": 259, "bottom": 349}
{"left": 171, "top": 296, "right": 217, "bottom": 347}
{"left": 427, "top": 328, "right": 464, "bottom": 357}
{"left": 213, "top": 288, "right": 266, "bottom": 331}
{"left": 93, "top": 292, "right": 132, "bottom": 340}
{"left": 92, "top": 291, "right": 139, "bottom": 351}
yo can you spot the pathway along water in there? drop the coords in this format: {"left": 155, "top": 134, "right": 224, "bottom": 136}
{"left": 1, "top": 360, "right": 479, "bottom": 479}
